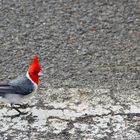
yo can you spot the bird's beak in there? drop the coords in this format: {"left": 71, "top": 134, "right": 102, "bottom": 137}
{"left": 38, "top": 71, "right": 43, "bottom": 76}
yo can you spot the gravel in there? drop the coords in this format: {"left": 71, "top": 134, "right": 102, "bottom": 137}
{"left": 0, "top": 0, "right": 140, "bottom": 139}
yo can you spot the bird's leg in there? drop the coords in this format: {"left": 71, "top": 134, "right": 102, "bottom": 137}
{"left": 11, "top": 104, "right": 28, "bottom": 115}
{"left": 3, "top": 104, "right": 28, "bottom": 118}
{"left": 14, "top": 103, "right": 27, "bottom": 109}
{"left": 14, "top": 103, "right": 34, "bottom": 109}
{"left": 11, "top": 104, "right": 22, "bottom": 114}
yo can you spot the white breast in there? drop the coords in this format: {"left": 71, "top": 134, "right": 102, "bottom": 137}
{"left": 26, "top": 72, "right": 38, "bottom": 92}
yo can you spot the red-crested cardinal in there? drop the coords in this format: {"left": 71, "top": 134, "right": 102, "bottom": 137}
{"left": 0, "top": 54, "right": 42, "bottom": 116}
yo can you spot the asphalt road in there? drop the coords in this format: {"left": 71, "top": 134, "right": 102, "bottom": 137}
{"left": 0, "top": 0, "right": 140, "bottom": 139}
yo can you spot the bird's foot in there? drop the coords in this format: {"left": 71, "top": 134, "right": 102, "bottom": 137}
{"left": 3, "top": 111, "right": 28, "bottom": 118}
{"left": 3, "top": 104, "right": 30, "bottom": 118}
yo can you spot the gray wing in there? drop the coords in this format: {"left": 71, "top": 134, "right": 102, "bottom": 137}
{"left": 0, "top": 84, "right": 33, "bottom": 97}
{"left": 0, "top": 76, "right": 34, "bottom": 97}
{"left": 0, "top": 84, "right": 18, "bottom": 97}
{"left": 9, "top": 76, "right": 35, "bottom": 96}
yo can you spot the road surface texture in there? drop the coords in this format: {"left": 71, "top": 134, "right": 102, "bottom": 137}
{"left": 0, "top": 0, "right": 140, "bottom": 140}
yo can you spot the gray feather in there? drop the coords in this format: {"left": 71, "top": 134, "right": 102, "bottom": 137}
{"left": 9, "top": 76, "right": 35, "bottom": 95}
{"left": 0, "top": 85, "right": 16, "bottom": 97}
{"left": 0, "top": 76, "right": 34, "bottom": 98}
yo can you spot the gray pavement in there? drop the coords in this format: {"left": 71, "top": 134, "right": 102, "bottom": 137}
{"left": 0, "top": 0, "right": 140, "bottom": 139}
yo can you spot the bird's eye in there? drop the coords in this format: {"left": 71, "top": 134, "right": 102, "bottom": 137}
{"left": 33, "top": 71, "right": 38, "bottom": 75}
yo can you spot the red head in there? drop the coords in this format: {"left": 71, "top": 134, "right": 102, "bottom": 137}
{"left": 27, "top": 55, "right": 42, "bottom": 85}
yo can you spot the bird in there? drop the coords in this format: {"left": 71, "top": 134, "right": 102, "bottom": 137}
{"left": 0, "top": 54, "right": 42, "bottom": 116}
